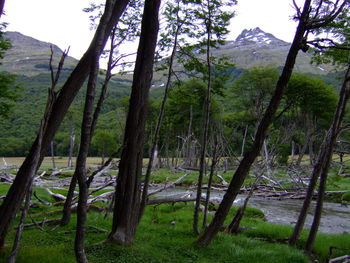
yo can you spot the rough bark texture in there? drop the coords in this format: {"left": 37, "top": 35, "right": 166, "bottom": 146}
{"left": 108, "top": 0, "right": 160, "bottom": 245}
{"left": 0, "top": 0, "right": 130, "bottom": 249}
{"left": 195, "top": 0, "right": 310, "bottom": 246}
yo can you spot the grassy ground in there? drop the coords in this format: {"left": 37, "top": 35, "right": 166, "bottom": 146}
{"left": 1, "top": 157, "right": 349, "bottom": 262}
{"left": 0, "top": 184, "right": 349, "bottom": 263}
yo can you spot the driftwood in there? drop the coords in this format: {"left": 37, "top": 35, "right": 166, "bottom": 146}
{"left": 148, "top": 173, "right": 189, "bottom": 196}
{"left": 328, "top": 255, "right": 350, "bottom": 263}
{"left": 147, "top": 196, "right": 209, "bottom": 205}
{"left": 45, "top": 188, "right": 66, "bottom": 201}
{"left": 0, "top": 173, "right": 15, "bottom": 183}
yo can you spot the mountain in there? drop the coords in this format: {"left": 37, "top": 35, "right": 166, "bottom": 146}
{"left": 1, "top": 28, "right": 333, "bottom": 78}
{"left": 212, "top": 27, "right": 332, "bottom": 75}
{"left": 0, "top": 31, "right": 79, "bottom": 76}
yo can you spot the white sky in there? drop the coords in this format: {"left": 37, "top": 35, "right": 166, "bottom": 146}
{"left": 2, "top": 0, "right": 302, "bottom": 60}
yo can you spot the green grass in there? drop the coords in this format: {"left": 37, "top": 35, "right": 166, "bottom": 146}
{"left": 3, "top": 200, "right": 346, "bottom": 263}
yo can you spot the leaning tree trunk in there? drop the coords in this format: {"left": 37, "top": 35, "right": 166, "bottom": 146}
{"left": 195, "top": 0, "right": 311, "bottom": 246}
{"left": 304, "top": 65, "right": 350, "bottom": 252}
{"left": 108, "top": 0, "right": 161, "bottom": 245}
{"left": 289, "top": 67, "right": 350, "bottom": 245}
{"left": 61, "top": 31, "right": 115, "bottom": 227}
{"left": 0, "top": 0, "right": 130, "bottom": 249}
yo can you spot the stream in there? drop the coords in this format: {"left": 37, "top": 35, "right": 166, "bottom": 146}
{"left": 153, "top": 188, "right": 350, "bottom": 235}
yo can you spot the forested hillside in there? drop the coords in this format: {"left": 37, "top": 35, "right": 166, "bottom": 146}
{"left": 0, "top": 30, "right": 344, "bottom": 157}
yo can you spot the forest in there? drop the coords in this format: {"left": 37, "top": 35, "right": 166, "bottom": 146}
{"left": 0, "top": 0, "right": 350, "bottom": 262}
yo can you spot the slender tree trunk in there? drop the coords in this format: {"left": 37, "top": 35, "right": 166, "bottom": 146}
{"left": 6, "top": 179, "right": 33, "bottom": 263}
{"left": 68, "top": 126, "right": 75, "bottom": 168}
{"left": 74, "top": 56, "right": 99, "bottom": 263}
{"left": 0, "top": 0, "right": 5, "bottom": 17}
{"left": 290, "top": 66, "right": 350, "bottom": 246}
{"left": 241, "top": 125, "right": 248, "bottom": 157}
{"left": 195, "top": 0, "right": 310, "bottom": 246}
{"left": 227, "top": 175, "right": 260, "bottom": 234}
{"left": 108, "top": 0, "right": 160, "bottom": 245}
{"left": 0, "top": 44, "right": 73, "bottom": 247}
{"left": 304, "top": 66, "right": 350, "bottom": 252}
{"left": 61, "top": 29, "right": 115, "bottom": 227}
{"left": 139, "top": 21, "right": 179, "bottom": 218}
{"left": 203, "top": 138, "right": 219, "bottom": 228}
{"left": 186, "top": 105, "right": 193, "bottom": 166}
{"left": 50, "top": 141, "right": 56, "bottom": 169}
{"left": 194, "top": 1, "right": 213, "bottom": 235}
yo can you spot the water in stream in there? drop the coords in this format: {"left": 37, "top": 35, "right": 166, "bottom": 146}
{"left": 153, "top": 188, "right": 350, "bottom": 234}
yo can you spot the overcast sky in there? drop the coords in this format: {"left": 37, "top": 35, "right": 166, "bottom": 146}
{"left": 3, "top": 0, "right": 302, "bottom": 60}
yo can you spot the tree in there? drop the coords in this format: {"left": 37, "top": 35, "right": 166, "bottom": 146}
{"left": 92, "top": 130, "right": 117, "bottom": 163}
{"left": 74, "top": 55, "right": 100, "bottom": 263}
{"left": 0, "top": 0, "right": 130, "bottom": 249}
{"left": 290, "top": 2, "right": 350, "bottom": 248}
{"left": 108, "top": 0, "right": 161, "bottom": 245}
{"left": 196, "top": 0, "right": 348, "bottom": 247}
{"left": 0, "top": 0, "right": 5, "bottom": 17}
{"left": 139, "top": 0, "right": 186, "bottom": 218}
{"left": 0, "top": 24, "right": 19, "bottom": 118}
{"left": 284, "top": 73, "right": 337, "bottom": 165}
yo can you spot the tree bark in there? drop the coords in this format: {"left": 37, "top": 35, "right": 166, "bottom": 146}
{"left": 304, "top": 65, "right": 350, "bottom": 252}
{"left": 68, "top": 124, "right": 75, "bottom": 168}
{"left": 108, "top": 0, "right": 160, "bottom": 245}
{"left": 74, "top": 56, "right": 100, "bottom": 263}
{"left": 194, "top": 0, "right": 213, "bottom": 235}
{"left": 195, "top": 0, "right": 310, "bottom": 246}
{"left": 61, "top": 32, "right": 115, "bottom": 227}
{"left": 0, "top": 0, "right": 4, "bottom": 17}
{"left": 0, "top": 0, "right": 130, "bottom": 249}
{"left": 139, "top": 18, "right": 180, "bottom": 218}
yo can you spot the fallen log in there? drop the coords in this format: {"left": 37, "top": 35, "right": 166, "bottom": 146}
{"left": 328, "top": 255, "right": 350, "bottom": 263}
{"left": 45, "top": 188, "right": 66, "bottom": 201}
{"left": 147, "top": 197, "right": 208, "bottom": 205}
{"left": 148, "top": 173, "right": 189, "bottom": 196}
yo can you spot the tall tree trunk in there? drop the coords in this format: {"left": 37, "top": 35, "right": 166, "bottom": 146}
{"left": 74, "top": 57, "right": 99, "bottom": 263}
{"left": 108, "top": 0, "right": 160, "bottom": 245}
{"left": 203, "top": 137, "right": 220, "bottom": 228}
{"left": 0, "top": 0, "right": 5, "bottom": 17}
{"left": 0, "top": 0, "right": 130, "bottom": 249}
{"left": 61, "top": 30, "right": 115, "bottom": 227}
{"left": 304, "top": 65, "right": 350, "bottom": 252}
{"left": 241, "top": 125, "right": 248, "bottom": 157}
{"left": 68, "top": 125, "right": 75, "bottom": 168}
{"left": 51, "top": 141, "right": 56, "bottom": 169}
{"left": 195, "top": 0, "right": 311, "bottom": 246}
{"left": 194, "top": 0, "right": 213, "bottom": 234}
{"left": 290, "top": 66, "right": 350, "bottom": 246}
{"left": 139, "top": 21, "right": 180, "bottom": 218}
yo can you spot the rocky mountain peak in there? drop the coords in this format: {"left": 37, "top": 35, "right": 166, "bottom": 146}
{"left": 234, "top": 27, "right": 288, "bottom": 47}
